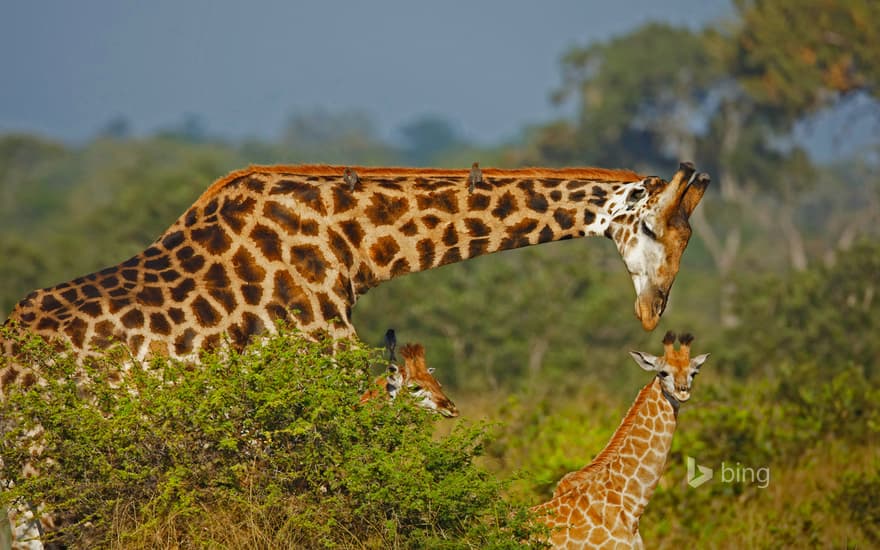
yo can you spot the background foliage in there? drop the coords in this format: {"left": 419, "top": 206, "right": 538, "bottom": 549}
{"left": 1, "top": 0, "right": 878, "bottom": 547}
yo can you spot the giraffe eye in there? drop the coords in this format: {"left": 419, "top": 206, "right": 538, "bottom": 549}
{"left": 410, "top": 385, "right": 423, "bottom": 392}
{"left": 627, "top": 188, "right": 646, "bottom": 204}
{"left": 658, "top": 371, "right": 669, "bottom": 378}
{"left": 641, "top": 220, "right": 657, "bottom": 239}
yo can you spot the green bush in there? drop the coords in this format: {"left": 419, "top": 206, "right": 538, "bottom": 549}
{"left": 836, "top": 466, "right": 880, "bottom": 545}
{"left": 725, "top": 240, "right": 880, "bottom": 380}
{"left": 0, "top": 327, "right": 538, "bottom": 548}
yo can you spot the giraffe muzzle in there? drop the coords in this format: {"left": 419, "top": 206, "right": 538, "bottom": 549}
{"left": 674, "top": 389, "right": 691, "bottom": 402}
{"left": 635, "top": 287, "right": 668, "bottom": 332}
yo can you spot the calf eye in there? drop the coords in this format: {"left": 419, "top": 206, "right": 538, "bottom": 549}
{"left": 641, "top": 221, "right": 657, "bottom": 239}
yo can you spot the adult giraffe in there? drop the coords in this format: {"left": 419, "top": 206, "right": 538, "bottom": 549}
{"left": 1, "top": 162, "right": 708, "bottom": 370}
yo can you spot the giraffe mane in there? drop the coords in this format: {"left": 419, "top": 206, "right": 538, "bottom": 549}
{"left": 573, "top": 380, "right": 657, "bottom": 477}
{"left": 196, "top": 164, "right": 646, "bottom": 204}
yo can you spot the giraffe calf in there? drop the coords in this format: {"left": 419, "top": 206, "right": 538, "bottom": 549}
{"left": 532, "top": 332, "right": 709, "bottom": 549}
{"left": 360, "top": 337, "right": 459, "bottom": 418}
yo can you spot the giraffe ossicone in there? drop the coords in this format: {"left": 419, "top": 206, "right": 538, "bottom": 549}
{"left": 531, "top": 332, "right": 710, "bottom": 549}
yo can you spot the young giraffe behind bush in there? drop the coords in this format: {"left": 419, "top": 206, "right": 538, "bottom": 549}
{"left": 531, "top": 332, "right": 709, "bottom": 549}
{"left": 359, "top": 329, "right": 459, "bottom": 418}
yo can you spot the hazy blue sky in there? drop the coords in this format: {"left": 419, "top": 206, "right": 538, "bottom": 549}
{"left": 1, "top": 1, "right": 732, "bottom": 144}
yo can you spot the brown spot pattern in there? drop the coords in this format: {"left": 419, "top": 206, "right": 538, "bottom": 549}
{"left": 417, "top": 239, "right": 435, "bottom": 271}
{"left": 121, "top": 309, "right": 145, "bottom": 329}
{"left": 492, "top": 192, "right": 517, "bottom": 220}
{"left": 291, "top": 245, "right": 328, "bottom": 284}
{"left": 137, "top": 287, "right": 164, "bottom": 307}
{"left": 370, "top": 236, "right": 400, "bottom": 267}
{"left": 219, "top": 196, "right": 256, "bottom": 233}
{"left": 250, "top": 225, "right": 283, "bottom": 262}
{"left": 270, "top": 179, "right": 326, "bottom": 215}
{"left": 339, "top": 220, "right": 365, "bottom": 248}
{"left": 191, "top": 225, "right": 232, "bottom": 255}
{"left": 264, "top": 201, "right": 319, "bottom": 236}
{"left": 416, "top": 190, "right": 459, "bottom": 214}
{"left": 332, "top": 185, "right": 357, "bottom": 213}
{"left": 442, "top": 224, "right": 458, "bottom": 246}
{"left": 365, "top": 193, "right": 409, "bottom": 226}
{"left": 192, "top": 296, "right": 221, "bottom": 327}
{"left": 399, "top": 220, "right": 418, "bottom": 236}
{"left": 327, "top": 229, "right": 354, "bottom": 266}
{"left": 467, "top": 193, "right": 491, "bottom": 210}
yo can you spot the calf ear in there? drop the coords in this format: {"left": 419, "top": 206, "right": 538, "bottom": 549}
{"left": 629, "top": 351, "right": 659, "bottom": 372}
{"left": 690, "top": 353, "right": 710, "bottom": 370}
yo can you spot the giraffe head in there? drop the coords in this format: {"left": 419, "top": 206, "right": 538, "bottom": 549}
{"left": 363, "top": 331, "right": 459, "bottom": 417}
{"left": 608, "top": 162, "right": 710, "bottom": 331}
{"left": 386, "top": 343, "right": 459, "bottom": 417}
{"left": 629, "top": 331, "right": 709, "bottom": 403}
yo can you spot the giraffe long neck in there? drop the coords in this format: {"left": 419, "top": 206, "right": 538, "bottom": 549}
{"left": 310, "top": 167, "right": 640, "bottom": 296}
{"left": 200, "top": 166, "right": 642, "bottom": 335}
{"left": 586, "top": 378, "right": 677, "bottom": 520}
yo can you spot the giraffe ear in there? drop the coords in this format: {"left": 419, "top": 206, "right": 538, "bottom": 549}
{"left": 690, "top": 353, "right": 710, "bottom": 370}
{"left": 629, "top": 350, "right": 659, "bottom": 372}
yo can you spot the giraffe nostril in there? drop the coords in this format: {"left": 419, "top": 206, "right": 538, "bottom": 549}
{"left": 653, "top": 296, "right": 665, "bottom": 316}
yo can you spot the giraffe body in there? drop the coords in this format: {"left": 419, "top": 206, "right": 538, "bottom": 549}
{"left": 532, "top": 333, "right": 709, "bottom": 548}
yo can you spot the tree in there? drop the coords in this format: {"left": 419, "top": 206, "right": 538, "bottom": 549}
{"left": 730, "top": 0, "right": 880, "bottom": 121}
{"left": 279, "top": 109, "right": 396, "bottom": 165}
{"left": 398, "top": 115, "right": 463, "bottom": 165}
{"left": 158, "top": 113, "right": 211, "bottom": 143}
{"left": 0, "top": 135, "right": 67, "bottom": 229}
{"left": 96, "top": 115, "right": 132, "bottom": 140}
{"left": 529, "top": 23, "right": 721, "bottom": 170}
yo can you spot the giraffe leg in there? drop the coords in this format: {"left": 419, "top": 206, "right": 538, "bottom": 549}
{"left": 3, "top": 505, "right": 44, "bottom": 550}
